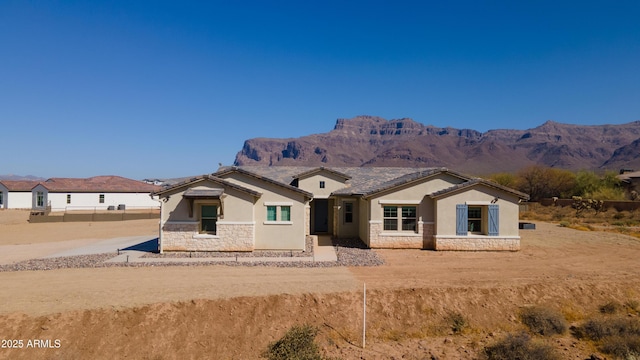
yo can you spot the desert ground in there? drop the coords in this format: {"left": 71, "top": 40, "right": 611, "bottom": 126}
{"left": 1, "top": 210, "right": 639, "bottom": 359}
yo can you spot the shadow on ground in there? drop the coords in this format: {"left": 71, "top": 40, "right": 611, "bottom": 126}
{"left": 123, "top": 238, "right": 159, "bottom": 253}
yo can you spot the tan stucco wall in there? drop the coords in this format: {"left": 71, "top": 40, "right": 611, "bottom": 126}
{"left": 219, "top": 172, "right": 308, "bottom": 250}
{"left": 334, "top": 197, "right": 359, "bottom": 238}
{"left": 297, "top": 172, "right": 347, "bottom": 198}
{"left": 434, "top": 185, "right": 521, "bottom": 237}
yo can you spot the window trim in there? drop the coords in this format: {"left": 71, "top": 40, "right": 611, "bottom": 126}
{"left": 99, "top": 194, "right": 105, "bottom": 204}
{"left": 264, "top": 203, "right": 294, "bottom": 225}
{"left": 319, "top": 181, "right": 325, "bottom": 189}
{"left": 36, "top": 191, "right": 44, "bottom": 207}
{"left": 66, "top": 194, "right": 71, "bottom": 204}
{"left": 383, "top": 205, "right": 418, "bottom": 233}
{"left": 344, "top": 201, "right": 354, "bottom": 224}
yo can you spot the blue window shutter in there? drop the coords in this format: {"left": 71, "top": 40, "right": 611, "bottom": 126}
{"left": 488, "top": 204, "right": 499, "bottom": 236}
{"left": 456, "top": 204, "right": 468, "bottom": 235}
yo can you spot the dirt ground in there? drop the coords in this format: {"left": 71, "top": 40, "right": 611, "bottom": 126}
{"left": 1, "top": 210, "right": 640, "bottom": 359}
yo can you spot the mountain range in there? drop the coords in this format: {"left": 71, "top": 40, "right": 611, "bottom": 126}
{"left": 234, "top": 115, "right": 640, "bottom": 174}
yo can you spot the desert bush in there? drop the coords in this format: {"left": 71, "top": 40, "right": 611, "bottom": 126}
{"left": 598, "top": 334, "right": 640, "bottom": 359}
{"left": 600, "top": 301, "right": 624, "bottom": 314}
{"left": 445, "top": 311, "right": 468, "bottom": 334}
{"left": 625, "top": 300, "right": 640, "bottom": 313}
{"left": 519, "top": 306, "right": 567, "bottom": 336}
{"left": 576, "top": 316, "right": 640, "bottom": 341}
{"left": 262, "top": 324, "right": 328, "bottom": 360}
{"left": 482, "top": 332, "right": 560, "bottom": 360}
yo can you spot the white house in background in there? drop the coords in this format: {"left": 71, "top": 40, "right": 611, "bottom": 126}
{"left": 0, "top": 180, "right": 40, "bottom": 209}
{"left": 30, "top": 176, "right": 161, "bottom": 212}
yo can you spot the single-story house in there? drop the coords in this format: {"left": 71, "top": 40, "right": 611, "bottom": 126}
{"left": 1, "top": 176, "right": 160, "bottom": 212}
{"left": 0, "top": 180, "right": 41, "bottom": 209}
{"left": 153, "top": 166, "right": 529, "bottom": 252}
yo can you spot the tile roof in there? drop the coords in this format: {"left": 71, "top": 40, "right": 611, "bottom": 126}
{"left": 0, "top": 180, "right": 40, "bottom": 192}
{"left": 38, "top": 176, "right": 161, "bottom": 193}
{"left": 292, "top": 167, "right": 352, "bottom": 181}
{"left": 218, "top": 166, "right": 457, "bottom": 196}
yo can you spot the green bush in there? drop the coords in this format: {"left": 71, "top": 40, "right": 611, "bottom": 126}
{"left": 482, "top": 332, "right": 560, "bottom": 360}
{"left": 519, "top": 306, "right": 567, "bottom": 336}
{"left": 263, "top": 324, "right": 326, "bottom": 360}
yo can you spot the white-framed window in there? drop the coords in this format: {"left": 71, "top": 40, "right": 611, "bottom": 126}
{"left": 99, "top": 194, "right": 105, "bottom": 203}
{"left": 344, "top": 202, "right": 353, "bottom": 223}
{"left": 0, "top": 192, "right": 3, "bottom": 206}
{"left": 265, "top": 203, "right": 293, "bottom": 224}
{"left": 319, "top": 181, "right": 325, "bottom": 189}
{"left": 383, "top": 205, "right": 417, "bottom": 232}
{"left": 36, "top": 191, "right": 44, "bottom": 207}
{"left": 281, "top": 206, "right": 291, "bottom": 221}
{"left": 66, "top": 194, "right": 71, "bottom": 204}
{"left": 200, "top": 204, "right": 218, "bottom": 234}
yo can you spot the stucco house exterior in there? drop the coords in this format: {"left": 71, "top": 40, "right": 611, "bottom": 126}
{"left": 0, "top": 180, "right": 40, "bottom": 209}
{"left": 153, "top": 166, "right": 529, "bottom": 253}
{"left": 0, "top": 176, "right": 161, "bottom": 212}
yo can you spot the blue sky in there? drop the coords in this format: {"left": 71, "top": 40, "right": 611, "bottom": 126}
{"left": 1, "top": 1, "right": 639, "bottom": 179}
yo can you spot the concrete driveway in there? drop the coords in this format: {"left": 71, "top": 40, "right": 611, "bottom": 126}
{"left": 0, "top": 235, "right": 158, "bottom": 265}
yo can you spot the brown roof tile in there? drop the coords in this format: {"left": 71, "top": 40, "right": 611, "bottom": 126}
{"left": 39, "top": 176, "right": 160, "bottom": 193}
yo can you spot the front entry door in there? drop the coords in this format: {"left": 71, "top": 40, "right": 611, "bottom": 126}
{"left": 313, "top": 199, "right": 329, "bottom": 233}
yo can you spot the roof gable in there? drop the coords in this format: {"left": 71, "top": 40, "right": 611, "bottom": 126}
{"left": 214, "top": 167, "right": 313, "bottom": 199}
{"left": 292, "top": 167, "right": 351, "bottom": 181}
{"left": 0, "top": 180, "right": 40, "bottom": 192}
{"left": 351, "top": 168, "right": 470, "bottom": 198}
{"left": 430, "top": 178, "right": 530, "bottom": 200}
{"left": 153, "top": 175, "right": 261, "bottom": 198}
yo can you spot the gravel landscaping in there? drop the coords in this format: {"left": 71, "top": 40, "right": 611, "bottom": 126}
{"left": 0, "top": 238, "right": 383, "bottom": 272}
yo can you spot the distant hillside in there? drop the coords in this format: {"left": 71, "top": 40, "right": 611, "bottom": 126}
{"left": 0, "top": 174, "right": 45, "bottom": 181}
{"left": 234, "top": 115, "right": 640, "bottom": 174}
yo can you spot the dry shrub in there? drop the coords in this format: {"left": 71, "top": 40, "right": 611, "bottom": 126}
{"left": 576, "top": 316, "right": 640, "bottom": 359}
{"left": 263, "top": 324, "right": 332, "bottom": 360}
{"left": 446, "top": 311, "right": 468, "bottom": 334}
{"left": 600, "top": 301, "right": 624, "bottom": 314}
{"left": 519, "top": 306, "right": 567, "bottom": 336}
{"left": 482, "top": 332, "right": 560, "bottom": 360}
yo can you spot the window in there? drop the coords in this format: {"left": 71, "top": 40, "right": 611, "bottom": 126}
{"left": 402, "top": 206, "right": 417, "bottom": 231}
{"left": 383, "top": 205, "right": 417, "bottom": 232}
{"left": 267, "top": 206, "right": 277, "bottom": 221}
{"left": 281, "top": 206, "right": 291, "bottom": 221}
{"left": 383, "top": 206, "right": 398, "bottom": 230}
{"left": 66, "top": 194, "right": 71, "bottom": 204}
{"left": 99, "top": 194, "right": 105, "bottom": 203}
{"left": 200, "top": 205, "right": 217, "bottom": 234}
{"left": 319, "top": 181, "right": 325, "bottom": 189}
{"left": 344, "top": 202, "right": 353, "bottom": 223}
{"left": 265, "top": 203, "right": 293, "bottom": 224}
{"left": 468, "top": 206, "right": 482, "bottom": 233}
{"left": 456, "top": 204, "right": 499, "bottom": 236}
{"left": 0, "top": 192, "right": 3, "bottom": 206}
{"left": 36, "top": 192, "right": 44, "bottom": 207}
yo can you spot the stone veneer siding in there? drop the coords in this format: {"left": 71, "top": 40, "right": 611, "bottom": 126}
{"left": 434, "top": 236, "right": 520, "bottom": 251}
{"left": 368, "top": 221, "right": 433, "bottom": 249}
{"left": 162, "top": 221, "right": 255, "bottom": 251}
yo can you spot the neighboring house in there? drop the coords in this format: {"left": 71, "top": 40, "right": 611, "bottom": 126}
{"left": 618, "top": 170, "right": 640, "bottom": 200}
{"left": 0, "top": 180, "right": 41, "bottom": 209}
{"left": 153, "top": 166, "right": 529, "bottom": 253}
{"left": 31, "top": 176, "right": 161, "bottom": 212}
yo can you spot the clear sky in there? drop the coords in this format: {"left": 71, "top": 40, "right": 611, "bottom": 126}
{"left": 2, "top": 1, "right": 639, "bottom": 179}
